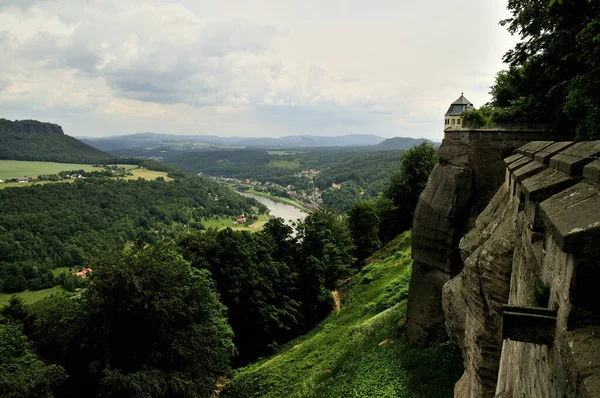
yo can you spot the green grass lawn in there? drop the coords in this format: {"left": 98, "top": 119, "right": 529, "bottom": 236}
{"left": 0, "top": 160, "right": 136, "bottom": 180}
{"left": 222, "top": 232, "right": 463, "bottom": 398}
{"left": 52, "top": 267, "right": 71, "bottom": 277}
{"left": 0, "top": 285, "right": 72, "bottom": 307}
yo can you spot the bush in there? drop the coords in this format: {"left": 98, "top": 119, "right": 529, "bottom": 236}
{"left": 530, "top": 280, "right": 550, "bottom": 307}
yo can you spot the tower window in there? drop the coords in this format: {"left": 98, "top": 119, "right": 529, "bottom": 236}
{"left": 451, "top": 119, "right": 455, "bottom": 125}
{"left": 457, "top": 118, "right": 461, "bottom": 124}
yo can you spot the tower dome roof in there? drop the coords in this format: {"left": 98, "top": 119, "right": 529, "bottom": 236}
{"left": 445, "top": 93, "right": 474, "bottom": 116}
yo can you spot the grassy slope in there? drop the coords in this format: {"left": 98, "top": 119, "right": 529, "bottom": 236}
{"left": 0, "top": 285, "right": 72, "bottom": 307}
{"left": 222, "top": 232, "right": 463, "bottom": 398}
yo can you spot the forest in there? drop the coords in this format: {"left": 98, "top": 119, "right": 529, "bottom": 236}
{"left": 0, "top": 142, "right": 438, "bottom": 397}
{"left": 0, "top": 174, "right": 264, "bottom": 294}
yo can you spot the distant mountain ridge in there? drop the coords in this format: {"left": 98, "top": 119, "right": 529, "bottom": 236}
{"left": 372, "top": 137, "right": 436, "bottom": 150}
{"left": 0, "top": 119, "right": 111, "bottom": 163}
{"left": 80, "top": 133, "right": 388, "bottom": 151}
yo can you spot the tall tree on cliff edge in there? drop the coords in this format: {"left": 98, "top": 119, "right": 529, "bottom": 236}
{"left": 379, "top": 142, "right": 437, "bottom": 243}
{"left": 482, "top": 0, "right": 600, "bottom": 140}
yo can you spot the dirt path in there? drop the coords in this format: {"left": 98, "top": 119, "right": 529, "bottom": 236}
{"left": 331, "top": 290, "right": 341, "bottom": 312}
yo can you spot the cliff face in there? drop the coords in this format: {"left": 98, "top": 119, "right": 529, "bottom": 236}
{"left": 407, "top": 129, "right": 551, "bottom": 346}
{"left": 443, "top": 140, "right": 600, "bottom": 397}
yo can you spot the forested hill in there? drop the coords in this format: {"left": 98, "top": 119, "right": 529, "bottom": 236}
{"left": 0, "top": 119, "right": 111, "bottom": 163}
{"left": 0, "top": 175, "right": 264, "bottom": 294}
{"left": 372, "top": 137, "right": 434, "bottom": 150}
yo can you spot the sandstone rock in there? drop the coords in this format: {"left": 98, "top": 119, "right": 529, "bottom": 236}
{"left": 444, "top": 183, "right": 517, "bottom": 398}
{"left": 407, "top": 164, "right": 471, "bottom": 345}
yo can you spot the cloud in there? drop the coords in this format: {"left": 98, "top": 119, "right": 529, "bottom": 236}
{"left": 0, "top": 0, "right": 516, "bottom": 139}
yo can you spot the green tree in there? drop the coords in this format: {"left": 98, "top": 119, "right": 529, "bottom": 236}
{"left": 30, "top": 245, "right": 234, "bottom": 398}
{"left": 472, "top": 0, "right": 600, "bottom": 140}
{"left": 380, "top": 143, "right": 436, "bottom": 242}
{"left": 1, "top": 296, "right": 29, "bottom": 325}
{"left": 348, "top": 200, "right": 381, "bottom": 266}
{"left": 179, "top": 226, "right": 301, "bottom": 365}
{"left": 296, "top": 209, "right": 354, "bottom": 325}
{"left": 0, "top": 323, "right": 67, "bottom": 398}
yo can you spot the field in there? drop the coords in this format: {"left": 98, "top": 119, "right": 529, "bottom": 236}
{"left": 222, "top": 232, "right": 463, "bottom": 398}
{"left": 120, "top": 168, "right": 172, "bottom": 181}
{"left": 0, "top": 285, "right": 72, "bottom": 307}
{"left": 0, "top": 160, "right": 169, "bottom": 189}
{"left": 0, "top": 160, "right": 136, "bottom": 180}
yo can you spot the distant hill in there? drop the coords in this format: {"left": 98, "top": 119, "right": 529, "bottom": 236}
{"left": 0, "top": 119, "right": 111, "bottom": 163}
{"left": 80, "top": 133, "right": 387, "bottom": 151}
{"left": 371, "top": 137, "right": 436, "bottom": 150}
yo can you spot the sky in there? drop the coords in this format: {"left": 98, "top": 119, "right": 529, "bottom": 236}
{"left": 0, "top": 0, "right": 517, "bottom": 140}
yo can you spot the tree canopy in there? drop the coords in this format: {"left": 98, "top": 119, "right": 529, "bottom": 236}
{"left": 178, "top": 212, "right": 353, "bottom": 365}
{"left": 0, "top": 176, "right": 263, "bottom": 293}
{"left": 466, "top": 0, "right": 600, "bottom": 140}
{"left": 27, "top": 245, "right": 234, "bottom": 398}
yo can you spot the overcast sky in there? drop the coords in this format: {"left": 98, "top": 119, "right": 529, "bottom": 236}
{"left": 0, "top": 0, "right": 516, "bottom": 140}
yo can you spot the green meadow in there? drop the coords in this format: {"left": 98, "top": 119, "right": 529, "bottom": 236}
{"left": 222, "top": 232, "right": 463, "bottom": 398}
{"left": 0, "top": 285, "right": 72, "bottom": 307}
{"left": 0, "top": 160, "right": 133, "bottom": 180}
{"left": 0, "top": 160, "right": 166, "bottom": 189}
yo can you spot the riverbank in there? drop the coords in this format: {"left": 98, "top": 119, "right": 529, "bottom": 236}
{"left": 242, "top": 189, "right": 315, "bottom": 212}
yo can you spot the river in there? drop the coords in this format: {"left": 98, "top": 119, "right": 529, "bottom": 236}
{"left": 238, "top": 192, "right": 307, "bottom": 227}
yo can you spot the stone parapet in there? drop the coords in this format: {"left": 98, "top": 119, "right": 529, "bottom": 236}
{"left": 407, "top": 128, "right": 555, "bottom": 347}
{"left": 446, "top": 139, "right": 600, "bottom": 398}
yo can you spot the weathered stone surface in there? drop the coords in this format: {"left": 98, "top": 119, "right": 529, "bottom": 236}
{"left": 534, "top": 141, "right": 575, "bottom": 165}
{"left": 515, "top": 141, "right": 537, "bottom": 155}
{"left": 521, "top": 168, "right": 576, "bottom": 203}
{"left": 513, "top": 161, "right": 544, "bottom": 183}
{"left": 539, "top": 182, "right": 600, "bottom": 257}
{"left": 549, "top": 141, "right": 600, "bottom": 176}
{"left": 411, "top": 164, "right": 472, "bottom": 272}
{"left": 507, "top": 156, "right": 532, "bottom": 172}
{"left": 409, "top": 129, "right": 551, "bottom": 348}
{"left": 583, "top": 159, "right": 600, "bottom": 185}
{"left": 444, "top": 183, "right": 517, "bottom": 398}
{"left": 407, "top": 164, "right": 472, "bottom": 345}
{"left": 567, "top": 327, "right": 600, "bottom": 397}
{"left": 504, "top": 153, "right": 522, "bottom": 165}
{"left": 414, "top": 137, "right": 600, "bottom": 397}
{"left": 406, "top": 263, "right": 451, "bottom": 346}
{"left": 517, "top": 141, "right": 554, "bottom": 158}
